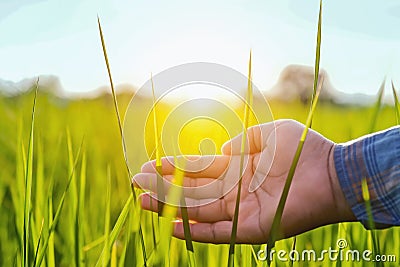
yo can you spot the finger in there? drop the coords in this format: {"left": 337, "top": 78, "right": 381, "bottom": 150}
{"left": 140, "top": 193, "right": 231, "bottom": 222}
{"left": 221, "top": 121, "right": 278, "bottom": 155}
{"left": 139, "top": 192, "right": 163, "bottom": 212}
{"left": 174, "top": 221, "right": 233, "bottom": 244}
{"left": 141, "top": 155, "right": 231, "bottom": 178}
{"left": 133, "top": 173, "right": 229, "bottom": 199}
{"left": 248, "top": 137, "right": 276, "bottom": 192}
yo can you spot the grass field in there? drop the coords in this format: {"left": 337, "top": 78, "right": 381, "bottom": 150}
{"left": 0, "top": 86, "right": 399, "bottom": 266}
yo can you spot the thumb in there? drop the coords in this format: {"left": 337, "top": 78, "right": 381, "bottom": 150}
{"left": 221, "top": 131, "right": 248, "bottom": 155}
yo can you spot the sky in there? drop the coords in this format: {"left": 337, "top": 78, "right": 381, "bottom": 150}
{"left": 1, "top": 0, "right": 400, "bottom": 96}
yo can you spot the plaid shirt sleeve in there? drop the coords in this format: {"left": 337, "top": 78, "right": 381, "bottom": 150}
{"left": 334, "top": 126, "right": 400, "bottom": 229}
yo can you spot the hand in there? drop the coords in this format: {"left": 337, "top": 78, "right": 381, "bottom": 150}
{"left": 133, "top": 119, "right": 355, "bottom": 244}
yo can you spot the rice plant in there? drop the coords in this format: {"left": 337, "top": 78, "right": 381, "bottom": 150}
{"left": 369, "top": 78, "right": 385, "bottom": 133}
{"left": 22, "top": 78, "right": 38, "bottom": 267}
{"left": 267, "top": 0, "right": 323, "bottom": 251}
{"left": 391, "top": 80, "right": 400, "bottom": 124}
{"left": 97, "top": 16, "right": 148, "bottom": 265}
{"left": 228, "top": 50, "right": 253, "bottom": 267}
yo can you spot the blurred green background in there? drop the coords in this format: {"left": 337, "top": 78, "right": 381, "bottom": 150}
{"left": 0, "top": 88, "right": 398, "bottom": 266}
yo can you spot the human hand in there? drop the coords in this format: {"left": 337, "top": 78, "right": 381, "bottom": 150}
{"left": 133, "top": 119, "right": 355, "bottom": 244}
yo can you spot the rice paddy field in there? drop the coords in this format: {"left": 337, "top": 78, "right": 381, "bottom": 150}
{"left": 1, "top": 1, "right": 400, "bottom": 266}
{"left": 0, "top": 86, "right": 399, "bottom": 266}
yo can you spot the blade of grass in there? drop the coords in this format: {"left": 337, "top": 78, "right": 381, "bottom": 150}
{"left": 32, "top": 218, "right": 44, "bottom": 265}
{"left": 111, "top": 242, "right": 118, "bottom": 267}
{"left": 391, "top": 80, "right": 400, "bottom": 124}
{"left": 250, "top": 246, "right": 261, "bottom": 267}
{"left": 31, "top": 133, "right": 47, "bottom": 267}
{"left": 67, "top": 128, "right": 79, "bottom": 266}
{"left": 13, "top": 119, "right": 26, "bottom": 265}
{"left": 157, "top": 155, "right": 186, "bottom": 266}
{"left": 125, "top": 199, "right": 142, "bottom": 266}
{"left": 369, "top": 78, "right": 385, "bottom": 133}
{"left": 151, "top": 76, "right": 195, "bottom": 264}
{"left": 180, "top": 196, "right": 195, "bottom": 267}
{"left": 151, "top": 74, "right": 166, "bottom": 215}
{"left": 117, "top": 218, "right": 131, "bottom": 267}
{"left": 288, "top": 237, "right": 296, "bottom": 267}
{"left": 30, "top": 209, "right": 39, "bottom": 261}
{"left": 311, "top": 0, "right": 322, "bottom": 106}
{"left": 267, "top": 0, "right": 323, "bottom": 252}
{"left": 45, "top": 134, "right": 62, "bottom": 267}
{"left": 149, "top": 198, "right": 158, "bottom": 255}
{"left": 103, "top": 166, "right": 112, "bottom": 267}
{"left": 97, "top": 16, "right": 147, "bottom": 265}
{"left": 146, "top": 86, "right": 158, "bottom": 253}
{"left": 240, "top": 245, "right": 251, "bottom": 267}
{"left": 361, "top": 178, "right": 383, "bottom": 267}
{"left": 34, "top": 139, "right": 84, "bottom": 267}
{"left": 47, "top": 181, "right": 55, "bottom": 267}
{"left": 35, "top": 134, "right": 44, "bottom": 237}
{"left": 95, "top": 194, "right": 134, "bottom": 266}
{"left": 177, "top": 151, "right": 195, "bottom": 267}
{"left": 267, "top": 77, "right": 325, "bottom": 250}
{"left": 308, "top": 0, "right": 322, "bottom": 131}
{"left": 78, "top": 149, "right": 87, "bottom": 266}
{"left": 22, "top": 77, "right": 38, "bottom": 267}
{"left": 228, "top": 50, "right": 253, "bottom": 267}
{"left": 363, "top": 78, "right": 385, "bottom": 267}
{"left": 83, "top": 236, "right": 106, "bottom": 252}
{"left": 362, "top": 78, "right": 385, "bottom": 267}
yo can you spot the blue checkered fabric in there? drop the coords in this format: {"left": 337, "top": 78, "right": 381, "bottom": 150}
{"left": 334, "top": 126, "right": 400, "bottom": 228}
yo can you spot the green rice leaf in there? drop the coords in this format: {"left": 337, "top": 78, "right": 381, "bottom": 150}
{"left": 83, "top": 236, "right": 106, "bottom": 252}
{"left": 266, "top": 0, "right": 323, "bottom": 253}
{"left": 180, "top": 197, "right": 195, "bottom": 266}
{"left": 267, "top": 77, "right": 325, "bottom": 250}
{"left": 67, "top": 128, "right": 79, "bottom": 266}
{"left": 391, "top": 80, "right": 400, "bottom": 125}
{"left": 96, "top": 194, "right": 134, "bottom": 266}
{"left": 151, "top": 74, "right": 165, "bottom": 215}
{"left": 361, "top": 178, "right": 383, "bottom": 267}
{"left": 34, "top": 138, "right": 84, "bottom": 267}
{"left": 148, "top": 74, "right": 159, "bottom": 256}
{"left": 102, "top": 166, "right": 112, "bottom": 267}
{"left": 311, "top": 0, "right": 322, "bottom": 105}
{"left": 22, "top": 77, "right": 38, "bottom": 267}
{"left": 111, "top": 242, "right": 118, "bottom": 267}
{"left": 78, "top": 149, "right": 87, "bottom": 266}
{"left": 369, "top": 78, "right": 385, "bottom": 133}
{"left": 35, "top": 133, "right": 44, "bottom": 235}
{"left": 117, "top": 215, "right": 131, "bottom": 267}
{"left": 288, "top": 237, "right": 296, "bottom": 267}
{"left": 364, "top": 77, "right": 385, "bottom": 267}
{"left": 97, "top": 15, "right": 134, "bottom": 181}
{"left": 155, "top": 155, "right": 186, "bottom": 266}
{"left": 228, "top": 50, "right": 253, "bottom": 267}
{"left": 97, "top": 15, "right": 148, "bottom": 265}
{"left": 32, "top": 218, "right": 44, "bottom": 266}
{"left": 161, "top": 157, "right": 185, "bottom": 218}
{"left": 47, "top": 182, "right": 55, "bottom": 267}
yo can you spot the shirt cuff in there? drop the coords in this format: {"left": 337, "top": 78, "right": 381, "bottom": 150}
{"left": 334, "top": 126, "right": 400, "bottom": 229}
